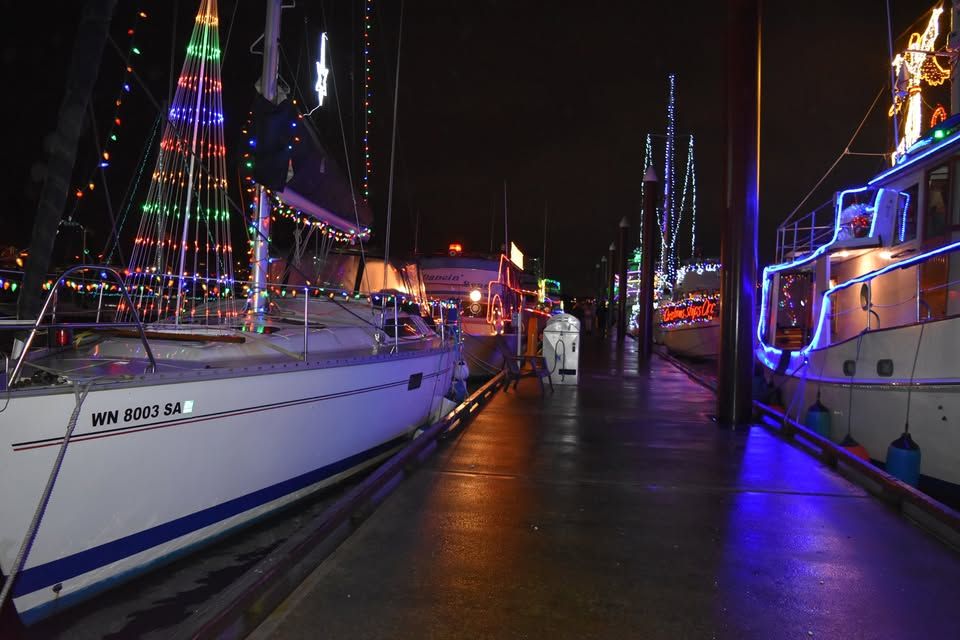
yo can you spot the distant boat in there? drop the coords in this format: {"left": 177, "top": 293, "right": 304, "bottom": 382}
{"left": 419, "top": 247, "right": 522, "bottom": 377}
{"left": 0, "top": 0, "right": 454, "bottom": 624}
{"left": 654, "top": 259, "right": 720, "bottom": 359}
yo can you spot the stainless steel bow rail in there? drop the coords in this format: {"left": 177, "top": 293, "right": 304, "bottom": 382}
{"left": 164, "top": 370, "right": 505, "bottom": 640}
{"left": 2, "top": 265, "right": 157, "bottom": 387}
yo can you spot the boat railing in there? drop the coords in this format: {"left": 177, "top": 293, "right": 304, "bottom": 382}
{"left": 0, "top": 267, "right": 458, "bottom": 386}
{"left": 775, "top": 197, "right": 835, "bottom": 263}
{"left": 2, "top": 265, "right": 157, "bottom": 387}
{"left": 821, "top": 242, "right": 960, "bottom": 345}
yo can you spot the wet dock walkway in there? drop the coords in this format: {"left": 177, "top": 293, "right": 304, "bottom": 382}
{"left": 251, "top": 337, "right": 960, "bottom": 639}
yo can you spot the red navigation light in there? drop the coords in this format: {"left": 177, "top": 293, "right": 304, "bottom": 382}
{"left": 448, "top": 243, "right": 463, "bottom": 256}
{"left": 55, "top": 328, "right": 73, "bottom": 347}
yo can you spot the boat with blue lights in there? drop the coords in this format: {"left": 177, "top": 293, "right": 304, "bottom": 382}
{"left": 757, "top": 6, "right": 960, "bottom": 500}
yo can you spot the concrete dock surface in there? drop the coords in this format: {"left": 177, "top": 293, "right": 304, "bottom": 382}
{"left": 250, "top": 337, "right": 960, "bottom": 639}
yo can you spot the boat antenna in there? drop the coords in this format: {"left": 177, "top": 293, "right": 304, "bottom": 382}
{"left": 542, "top": 200, "right": 548, "bottom": 278}
{"left": 885, "top": 0, "right": 900, "bottom": 150}
{"left": 503, "top": 180, "right": 509, "bottom": 254}
{"left": 383, "top": 0, "right": 404, "bottom": 290}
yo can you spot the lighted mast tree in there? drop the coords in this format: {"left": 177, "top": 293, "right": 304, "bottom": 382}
{"left": 125, "top": 0, "right": 234, "bottom": 323}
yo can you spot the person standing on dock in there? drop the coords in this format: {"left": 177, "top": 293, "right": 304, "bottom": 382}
{"left": 583, "top": 299, "right": 595, "bottom": 335}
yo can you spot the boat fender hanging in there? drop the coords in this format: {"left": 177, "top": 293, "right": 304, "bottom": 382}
{"left": 803, "top": 392, "right": 832, "bottom": 438}
{"left": 885, "top": 431, "right": 921, "bottom": 487}
{"left": 451, "top": 378, "right": 467, "bottom": 403}
{"left": 454, "top": 360, "right": 470, "bottom": 381}
{"left": 840, "top": 434, "right": 871, "bottom": 461}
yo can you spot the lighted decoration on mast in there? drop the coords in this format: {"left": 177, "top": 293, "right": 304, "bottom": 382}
{"left": 125, "top": 0, "right": 234, "bottom": 323}
{"left": 362, "top": 0, "right": 373, "bottom": 199}
{"left": 315, "top": 32, "right": 329, "bottom": 108}
{"left": 889, "top": 5, "right": 950, "bottom": 164}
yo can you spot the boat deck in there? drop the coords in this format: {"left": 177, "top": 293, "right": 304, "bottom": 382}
{"left": 249, "top": 336, "right": 960, "bottom": 639}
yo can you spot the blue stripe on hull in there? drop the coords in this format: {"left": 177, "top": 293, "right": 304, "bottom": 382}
{"left": 13, "top": 434, "right": 409, "bottom": 604}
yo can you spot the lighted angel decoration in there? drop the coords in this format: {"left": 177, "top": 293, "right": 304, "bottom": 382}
{"left": 889, "top": 5, "right": 951, "bottom": 163}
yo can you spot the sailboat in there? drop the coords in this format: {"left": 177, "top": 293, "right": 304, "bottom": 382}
{"left": 627, "top": 74, "right": 721, "bottom": 358}
{"left": 0, "top": 0, "right": 454, "bottom": 624}
{"left": 757, "top": 5, "right": 959, "bottom": 501}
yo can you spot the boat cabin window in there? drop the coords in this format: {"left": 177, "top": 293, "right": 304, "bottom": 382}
{"left": 382, "top": 317, "right": 423, "bottom": 339}
{"left": 896, "top": 184, "right": 918, "bottom": 244}
{"left": 772, "top": 271, "right": 813, "bottom": 350}
{"left": 925, "top": 163, "right": 950, "bottom": 240}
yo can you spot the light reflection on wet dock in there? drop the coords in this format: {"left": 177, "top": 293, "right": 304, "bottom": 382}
{"left": 249, "top": 336, "right": 960, "bottom": 639}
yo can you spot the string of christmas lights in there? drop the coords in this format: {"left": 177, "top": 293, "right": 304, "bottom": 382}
{"left": 362, "top": 0, "right": 373, "bottom": 199}
{"left": 71, "top": 6, "right": 149, "bottom": 210}
{"left": 660, "top": 74, "right": 676, "bottom": 275}
{"left": 124, "top": 0, "right": 235, "bottom": 323}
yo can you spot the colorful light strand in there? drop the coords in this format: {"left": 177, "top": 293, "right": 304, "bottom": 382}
{"left": 72, "top": 6, "right": 149, "bottom": 207}
{"left": 124, "top": 0, "right": 234, "bottom": 323}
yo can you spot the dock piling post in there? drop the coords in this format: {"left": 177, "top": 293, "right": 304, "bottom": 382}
{"left": 718, "top": 0, "right": 760, "bottom": 427}
{"left": 638, "top": 168, "right": 658, "bottom": 359}
{"left": 617, "top": 217, "right": 629, "bottom": 344}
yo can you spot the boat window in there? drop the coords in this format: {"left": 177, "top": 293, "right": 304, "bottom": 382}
{"left": 919, "top": 253, "right": 950, "bottom": 320}
{"left": 382, "top": 317, "right": 422, "bottom": 339}
{"left": 895, "top": 184, "right": 918, "bottom": 244}
{"left": 773, "top": 271, "right": 813, "bottom": 349}
{"left": 925, "top": 164, "right": 950, "bottom": 240}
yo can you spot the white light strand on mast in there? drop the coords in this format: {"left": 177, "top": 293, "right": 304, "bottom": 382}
{"left": 674, "top": 135, "right": 695, "bottom": 258}
{"left": 688, "top": 135, "right": 697, "bottom": 257}
{"left": 640, "top": 134, "right": 653, "bottom": 251}
{"left": 661, "top": 74, "right": 677, "bottom": 281}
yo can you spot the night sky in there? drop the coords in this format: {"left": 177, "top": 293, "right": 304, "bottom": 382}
{"left": 1, "top": 0, "right": 944, "bottom": 295}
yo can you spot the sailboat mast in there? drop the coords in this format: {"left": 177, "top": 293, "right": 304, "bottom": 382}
{"left": 173, "top": 11, "right": 210, "bottom": 323}
{"left": 250, "top": 0, "right": 283, "bottom": 314}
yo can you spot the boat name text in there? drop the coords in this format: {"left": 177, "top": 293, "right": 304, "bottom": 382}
{"left": 91, "top": 400, "right": 195, "bottom": 427}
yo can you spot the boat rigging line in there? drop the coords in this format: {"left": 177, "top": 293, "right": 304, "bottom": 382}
{"left": 782, "top": 86, "right": 885, "bottom": 226}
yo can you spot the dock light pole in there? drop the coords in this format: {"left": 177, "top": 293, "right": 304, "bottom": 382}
{"left": 599, "top": 255, "right": 608, "bottom": 337}
{"left": 718, "top": 0, "right": 760, "bottom": 427}
{"left": 638, "top": 167, "right": 658, "bottom": 359}
{"left": 607, "top": 242, "right": 616, "bottom": 333}
{"left": 617, "top": 217, "right": 629, "bottom": 344}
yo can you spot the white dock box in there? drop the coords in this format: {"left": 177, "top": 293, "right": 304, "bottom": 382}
{"left": 543, "top": 313, "right": 580, "bottom": 385}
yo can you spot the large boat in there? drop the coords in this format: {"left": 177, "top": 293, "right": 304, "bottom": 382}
{"left": 757, "top": 5, "right": 959, "bottom": 502}
{"left": 419, "top": 245, "right": 522, "bottom": 377}
{"left": 0, "top": 0, "right": 455, "bottom": 624}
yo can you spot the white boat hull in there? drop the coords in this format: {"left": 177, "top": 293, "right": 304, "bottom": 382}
{"left": 764, "top": 317, "right": 960, "bottom": 494}
{"left": 658, "top": 320, "right": 720, "bottom": 359}
{"left": 1, "top": 348, "right": 453, "bottom": 623}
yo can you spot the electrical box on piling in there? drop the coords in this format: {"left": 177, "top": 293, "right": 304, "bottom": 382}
{"left": 543, "top": 313, "right": 580, "bottom": 385}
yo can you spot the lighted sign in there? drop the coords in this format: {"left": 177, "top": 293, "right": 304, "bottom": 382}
{"left": 509, "top": 242, "right": 524, "bottom": 270}
{"left": 659, "top": 296, "right": 718, "bottom": 327}
{"left": 315, "top": 32, "right": 329, "bottom": 107}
